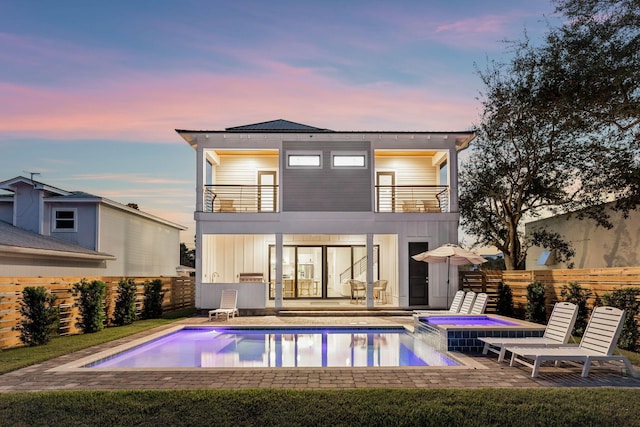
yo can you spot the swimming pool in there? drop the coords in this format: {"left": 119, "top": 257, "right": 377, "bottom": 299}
{"left": 83, "top": 326, "right": 460, "bottom": 368}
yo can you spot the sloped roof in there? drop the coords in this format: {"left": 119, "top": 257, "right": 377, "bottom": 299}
{"left": 225, "top": 119, "right": 332, "bottom": 132}
{"left": 0, "top": 220, "right": 115, "bottom": 260}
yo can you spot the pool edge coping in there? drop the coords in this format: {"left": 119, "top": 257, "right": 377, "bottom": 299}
{"left": 48, "top": 323, "right": 488, "bottom": 373}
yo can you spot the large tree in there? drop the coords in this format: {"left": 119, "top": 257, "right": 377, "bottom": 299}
{"left": 460, "top": 0, "right": 640, "bottom": 270}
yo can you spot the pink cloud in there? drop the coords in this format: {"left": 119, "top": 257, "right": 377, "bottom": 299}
{"left": 0, "top": 61, "right": 479, "bottom": 143}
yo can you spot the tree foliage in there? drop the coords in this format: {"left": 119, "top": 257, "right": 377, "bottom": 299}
{"left": 141, "top": 279, "right": 165, "bottom": 319}
{"left": 112, "top": 278, "right": 138, "bottom": 326}
{"left": 525, "top": 281, "right": 548, "bottom": 324}
{"left": 602, "top": 287, "right": 640, "bottom": 351}
{"left": 460, "top": 0, "right": 640, "bottom": 270}
{"left": 72, "top": 279, "right": 107, "bottom": 333}
{"left": 14, "top": 286, "right": 59, "bottom": 346}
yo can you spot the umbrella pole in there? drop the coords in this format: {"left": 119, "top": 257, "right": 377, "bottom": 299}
{"left": 446, "top": 257, "right": 450, "bottom": 307}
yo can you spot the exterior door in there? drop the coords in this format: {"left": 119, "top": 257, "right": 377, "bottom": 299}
{"left": 409, "top": 242, "right": 429, "bottom": 306}
{"left": 376, "top": 171, "right": 395, "bottom": 212}
{"left": 258, "top": 171, "right": 277, "bottom": 212}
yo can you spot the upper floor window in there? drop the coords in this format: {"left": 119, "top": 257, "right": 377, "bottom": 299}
{"left": 52, "top": 208, "right": 77, "bottom": 232}
{"left": 331, "top": 152, "right": 367, "bottom": 168}
{"left": 286, "top": 151, "right": 322, "bottom": 168}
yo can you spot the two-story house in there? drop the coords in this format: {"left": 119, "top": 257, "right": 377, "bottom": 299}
{"left": 0, "top": 176, "right": 185, "bottom": 277}
{"left": 176, "top": 119, "right": 476, "bottom": 310}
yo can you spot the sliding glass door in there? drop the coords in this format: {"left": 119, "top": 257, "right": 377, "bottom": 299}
{"left": 270, "top": 244, "right": 379, "bottom": 299}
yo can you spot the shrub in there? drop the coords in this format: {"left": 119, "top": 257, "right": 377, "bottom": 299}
{"left": 496, "top": 282, "right": 514, "bottom": 316}
{"left": 141, "top": 279, "right": 165, "bottom": 319}
{"left": 72, "top": 279, "right": 107, "bottom": 333}
{"left": 525, "top": 281, "right": 547, "bottom": 324}
{"left": 602, "top": 287, "right": 640, "bottom": 351}
{"left": 14, "top": 286, "right": 59, "bottom": 346}
{"left": 112, "top": 278, "right": 138, "bottom": 326}
{"left": 560, "top": 282, "right": 592, "bottom": 336}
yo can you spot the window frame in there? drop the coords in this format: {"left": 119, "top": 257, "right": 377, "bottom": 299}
{"left": 52, "top": 208, "right": 77, "bottom": 232}
{"left": 286, "top": 151, "right": 323, "bottom": 169}
{"left": 331, "top": 151, "right": 368, "bottom": 169}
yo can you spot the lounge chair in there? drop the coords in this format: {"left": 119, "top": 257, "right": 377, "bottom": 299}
{"left": 208, "top": 289, "right": 239, "bottom": 321}
{"left": 507, "top": 306, "right": 637, "bottom": 378}
{"left": 457, "top": 291, "right": 477, "bottom": 314}
{"left": 479, "top": 301, "right": 578, "bottom": 362}
{"left": 469, "top": 292, "right": 488, "bottom": 315}
{"left": 413, "top": 290, "right": 465, "bottom": 315}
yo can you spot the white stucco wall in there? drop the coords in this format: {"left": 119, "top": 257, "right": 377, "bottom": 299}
{"left": 526, "top": 203, "right": 640, "bottom": 269}
{"left": 98, "top": 204, "right": 181, "bottom": 276}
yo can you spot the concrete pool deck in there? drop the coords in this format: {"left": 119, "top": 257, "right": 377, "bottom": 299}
{"left": 1, "top": 315, "right": 639, "bottom": 392}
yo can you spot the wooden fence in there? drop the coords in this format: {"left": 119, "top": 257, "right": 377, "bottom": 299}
{"left": 0, "top": 276, "right": 195, "bottom": 349}
{"left": 460, "top": 267, "right": 640, "bottom": 316}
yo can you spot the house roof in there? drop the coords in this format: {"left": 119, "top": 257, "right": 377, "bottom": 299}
{"left": 1, "top": 176, "right": 186, "bottom": 231}
{"left": 0, "top": 220, "right": 116, "bottom": 261}
{"left": 225, "top": 119, "right": 333, "bottom": 132}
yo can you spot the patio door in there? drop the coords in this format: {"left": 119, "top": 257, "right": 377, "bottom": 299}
{"left": 258, "top": 171, "right": 277, "bottom": 212}
{"left": 409, "top": 242, "right": 429, "bottom": 306}
{"left": 376, "top": 171, "right": 395, "bottom": 212}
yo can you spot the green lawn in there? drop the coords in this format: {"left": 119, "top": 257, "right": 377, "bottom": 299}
{"left": 1, "top": 389, "right": 640, "bottom": 426}
{"left": 0, "top": 308, "right": 196, "bottom": 375}
{"left": 2, "top": 312, "right": 640, "bottom": 425}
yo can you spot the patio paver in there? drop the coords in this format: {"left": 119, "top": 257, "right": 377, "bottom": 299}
{"left": 1, "top": 316, "right": 639, "bottom": 392}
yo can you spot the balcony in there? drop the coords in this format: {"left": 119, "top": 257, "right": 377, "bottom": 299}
{"left": 205, "top": 185, "right": 279, "bottom": 213}
{"left": 375, "top": 185, "right": 449, "bottom": 213}
{"left": 203, "top": 184, "right": 449, "bottom": 213}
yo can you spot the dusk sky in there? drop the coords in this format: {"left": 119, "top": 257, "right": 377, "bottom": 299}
{"left": 0, "top": 1, "right": 558, "bottom": 245}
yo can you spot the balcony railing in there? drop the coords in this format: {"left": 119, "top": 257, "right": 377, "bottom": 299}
{"left": 203, "top": 184, "right": 449, "bottom": 213}
{"left": 375, "top": 185, "right": 449, "bottom": 213}
{"left": 204, "top": 185, "right": 279, "bottom": 213}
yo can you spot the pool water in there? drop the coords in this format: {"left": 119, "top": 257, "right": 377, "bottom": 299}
{"left": 423, "top": 316, "right": 518, "bottom": 327}
{"left": 88, "top": 327, "right": 459, "bottom": 368}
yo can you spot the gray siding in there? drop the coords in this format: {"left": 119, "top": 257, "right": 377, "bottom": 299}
{"left": 0, "top": 201, "right": 12, "bottom": 223}
{"left": 282, "top": 141, "right": 372, "bottom": 212}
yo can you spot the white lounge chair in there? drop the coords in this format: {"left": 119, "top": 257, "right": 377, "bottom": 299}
{"left": 469, "top": 292, "right": 488, "bottom": 315}
{"left": 208, "top": 289, "right": 239, "bottom": 321}
{"left": 413, "top": 290, "right": 465, "bottom": 315}
{"left": 479, "top": 301, "right": 578, "bottom": 362}
{"left": 457, "top": 291, "right": 477, "bottom": 314}
{"left": 508, "top": 306, "right": 637, "bottom": 378}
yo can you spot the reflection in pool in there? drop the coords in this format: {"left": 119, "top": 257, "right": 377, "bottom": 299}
{"left": 88, "top": 327, "right": 459, "bottom": 368}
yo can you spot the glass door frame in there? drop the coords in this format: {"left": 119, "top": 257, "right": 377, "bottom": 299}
{"left": 269, "top": 244, "right": 380, "bottom": 300}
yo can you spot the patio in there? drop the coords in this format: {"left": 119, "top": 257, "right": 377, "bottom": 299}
{"left": 1, "top": 315, "right": 639, "bottom": 392}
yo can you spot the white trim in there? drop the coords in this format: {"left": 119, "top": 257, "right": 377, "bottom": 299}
{"left": 286, "top": 151, "right": 322, "bottom": 168}
{"left": 52, "top": 207, "right": 77, "bottom": 232}
{"left": 331, "top": 151, "right": 367, "bottom": 169}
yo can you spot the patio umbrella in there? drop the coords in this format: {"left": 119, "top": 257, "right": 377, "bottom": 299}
{"left": 411, "top": 243, "right": 488, "bottom": 306}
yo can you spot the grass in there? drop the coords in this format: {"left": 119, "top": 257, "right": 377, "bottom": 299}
{"left": 1, "top": 389, "right": 640, "bottom": 426}
{"left": 0, "top": 308, "right": 196, "bottom": 375}
{"left": 2, "top": 310, "right": 640, "bottom": 426}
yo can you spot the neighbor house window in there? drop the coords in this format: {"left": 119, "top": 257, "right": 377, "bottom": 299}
{"left": 286, "top": 151, "right": 322, "bottom": 168}
{"left": 331, "top": 152, "right": 367, "bottom": 168}
{"left": 52, "top": 208, "right": 77, "bottom": 232}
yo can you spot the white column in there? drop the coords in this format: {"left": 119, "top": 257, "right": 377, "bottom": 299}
{"left": 366, "top": 233, "right": 374, "bottom": 309}
{"left": 448, "top": 147, "right": 458, "bottom": 213}
{"left": 275, "top": 233, "right": 283, "bottom": 310}
{"left": 196, "top": 143, "right": 205, "bottom": 212}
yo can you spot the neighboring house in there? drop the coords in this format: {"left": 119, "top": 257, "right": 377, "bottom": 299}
{"left": 176, "top": 119, "right": 476, "bottom": 310}
{"left": 525, "top": 201, "right": 640, "bottom": 270}
{"left": 0, "top": 176, "right": 186, "bottom": 277}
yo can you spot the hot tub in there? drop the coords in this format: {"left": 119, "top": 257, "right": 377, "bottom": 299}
{"left": 414, "top": 314, "right": 545, "bottom": 353}
{"left": 423, "top": 316, "right": 519, "bottom": 327}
